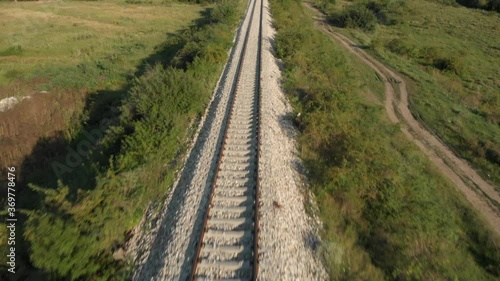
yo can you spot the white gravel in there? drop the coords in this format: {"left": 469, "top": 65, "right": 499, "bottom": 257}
{"left": 127, "top": 0, "right": 328, "bottom": 279}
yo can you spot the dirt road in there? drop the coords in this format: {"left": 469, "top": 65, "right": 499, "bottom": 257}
{"left": 305, "top": 3, "right": 500, "bottom": 234}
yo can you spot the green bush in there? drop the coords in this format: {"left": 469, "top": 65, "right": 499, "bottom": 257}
{"left": 364, "top": 0, "right": 408, "bottom": 25}
{"left": 385, "top": 43, "right": 468, "bottom": 76}
{"left": 487, "top": 0, "right": 500, "bottom": 11}
{"left": 118, "top": 65, "right": 207, "bottom": 169}
{"left": 433, "top": 0, "right": 500, "bottom": 11}
{"left": 330, "top": 4, "right": 378, "bottom": 31}
{"left": 37, "top": 61, "right": 116, "bottom": 90}
{"left": 125, "top": 0, "right": 153, "bottom": 4}
{"left": 435, "top": 0, "right": 459, "bottom": 5}
{"left": 315, "top": 0, "right": 336, "bottom": 11}
{"left": 385, "top": 38, "right": 421, "bottom": 59}
{"left": 25, "top": 184, "right": 125, "bottom": 280}
{"left": 457, "top": 0, "right": 488, "bottom": 8}
{"left": 0, "top": 45, "right": 24, "bottom": 56}
{"left": 432, "top": 55, "right": 467, "bottom": 75}
{"left": 325, "top": 0, "right": 407, "bottom": 30}
{"left": 211, "top": 0, "right": 239, "bottom": 23}
{"left": 173, "top": 10, "right": 235, "bottom": 68}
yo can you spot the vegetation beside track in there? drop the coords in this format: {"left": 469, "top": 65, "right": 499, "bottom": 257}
{"left": 312, "top": 0, "right": 500, "bottom": 187}
{"left": 0, "top": 0, "right": 245, "bottom": 279}
{"left": 270, "top": 0, "right": 500, "bottom": 280}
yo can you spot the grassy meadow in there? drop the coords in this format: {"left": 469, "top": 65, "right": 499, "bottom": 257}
{"left": 271, "top": 0, "right": 499, "bottom": 279}
{"left": 315, "top": 0, "right": 500, "bottom": 187}
{"left": 0, "top": 0, "right": 246, "bottom": 279}
{"left": 0, "top": 0, "right": 204, "bottom": 90}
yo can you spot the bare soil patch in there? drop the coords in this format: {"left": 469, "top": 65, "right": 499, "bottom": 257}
{"left": 0, "top": 84, "right": 86, "bottom": 180}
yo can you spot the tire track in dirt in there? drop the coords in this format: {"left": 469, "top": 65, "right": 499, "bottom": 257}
{"left": 305, "top": 2, "right": 500, "bottom": 235}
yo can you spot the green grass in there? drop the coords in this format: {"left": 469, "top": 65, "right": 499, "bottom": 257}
{"left": 315, "top": 0, "right": 500, "bottom": 187}
{"left": 0, "top": 0, "right": 204, "bottom": 94}
{"left": 271, "top": 0, "right": 500, "bottom": 279}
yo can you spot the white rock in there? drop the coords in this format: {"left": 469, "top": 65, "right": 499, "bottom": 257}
{"left": 0, "top": 96, "right": 30, "bottom": 112}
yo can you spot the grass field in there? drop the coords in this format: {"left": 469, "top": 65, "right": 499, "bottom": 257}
{"left": 316, "top": 0, "right": 500, "bottom": 187}
{"left": 271, "top": 0, "right": 500, "bottom": 279}
{"left": 0, "top": 0, "right": 204, "bottom": 92}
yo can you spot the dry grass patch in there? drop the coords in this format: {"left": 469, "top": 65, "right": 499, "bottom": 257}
{"left": 0, "top": 89, "right": 87, "bottom": 178}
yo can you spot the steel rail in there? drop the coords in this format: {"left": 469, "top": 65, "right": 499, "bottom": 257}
{"left": 252, "top": 0, "right": 263, "bottom": 278}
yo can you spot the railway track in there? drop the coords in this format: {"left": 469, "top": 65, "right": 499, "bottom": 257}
{"left": 190, "top": 0, "right": 263, "bottom": 279}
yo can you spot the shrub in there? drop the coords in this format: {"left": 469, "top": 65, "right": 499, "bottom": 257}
{"left": 439, "top": 0, "right": 500, "bottom": 12}
{"left": 330, "top": 4, "right": 378, "bottom": 31}
{"left": 364, "top": 0, "right": 408, "bottom": 25}
{"left": 316, "top": 0, "right": 336, "bottom": 11}
{"left": 487, "top": 0, "right": 500, "bottom": 11}
{"left": 119, "top": 65, "right": 206, "bottom": 169}
{"left": 323, "top": 0, "right": 407, "bottom": 28}
{"left": 385, "top": 38, "right": 420, "bottom": 59}
{"left": 125, "top": 0, "right": 153, "bottom": 4}
{"left": 211, "top": 0, "right": 239, "bottom": 24}
{"left": 432, "top": 55, "right": 467, "bottom": 75}
{"left": 456, "top": 0, "right": 488, "bottom": 8}
{"left": 435, "top": 0, "right": 460, "bottom": 5}
{"left": 173, "top": 1, "right": 237, "bottom": 68}
{"left": 0, "top": 45, "right": 24, "bottom": 56}
{"left": 25, "top": 184, "right": 121, "bottom": 281}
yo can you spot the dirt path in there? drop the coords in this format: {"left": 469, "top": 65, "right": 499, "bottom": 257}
{"left": 304, "top": 3, "right": 500, "bottom": 235}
